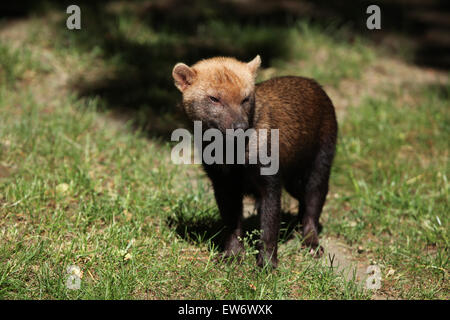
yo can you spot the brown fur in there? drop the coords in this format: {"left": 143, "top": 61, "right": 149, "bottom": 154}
{"left": 173, "top": 56, "right": 260, "bottom": 131}
{"left": 172, "top": 56, "right": 337, "bottom": 268}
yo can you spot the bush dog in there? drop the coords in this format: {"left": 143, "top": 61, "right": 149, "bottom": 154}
{"left": 172, "top": 56, "right": 337, "bottom": 268}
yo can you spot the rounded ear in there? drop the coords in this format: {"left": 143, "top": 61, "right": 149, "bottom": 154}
{"left": 172, "top": 63, "right": 196, "bottom": 92}
{"left": 247, "top": 55, "right": 261, "bottom": 76}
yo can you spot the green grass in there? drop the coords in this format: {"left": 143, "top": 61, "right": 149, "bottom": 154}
{"left": 0, "top": 88, "right": 367, "bottom": 299}
{"left": 327, "top": 86, "right": 449, "bottom": 298}
{"left": 269, "top": 21, "right": 376, "bottom": 86}
{"left": 0, "top": 41, "right": 50, "bottom": 86}
{"left": 0, "top": 2, "right": 448, "bottom": 299}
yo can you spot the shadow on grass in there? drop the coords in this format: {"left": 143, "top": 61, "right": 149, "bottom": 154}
{"left": 166, "top": 207, "right": 323, "bottom": 252}
{"left": 49, "top": 1, "right": 294, "bottom": 139}
{"left": 3, "top": 0, "right": 447, "bottom": 139}
{"left": 425, "top": 82, "right": 450, "bottom": 100}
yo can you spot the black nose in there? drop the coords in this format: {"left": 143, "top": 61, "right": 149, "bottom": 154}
{"left": 232, "top": 122, "right": 248, "bottom": 131}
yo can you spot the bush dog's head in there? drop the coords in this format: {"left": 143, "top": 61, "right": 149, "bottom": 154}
{"left": 172, "top": 56, "right": 261, "bottom": 132}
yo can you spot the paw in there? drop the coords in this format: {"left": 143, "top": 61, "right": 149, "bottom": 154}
{"left": 308, "top": 245, "right": 324, "bottom": 258}
{"left": 219, "top": 251, "right": 243, "bottom": 264}
{"left": 256, "top": 252, "right": 278, "bottom": 269}
{"left": 220, "top": 238, "right": 244, "bottom": 263}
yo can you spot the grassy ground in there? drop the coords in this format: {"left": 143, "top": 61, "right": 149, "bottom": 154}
{"left": 0, "top": 2, "right": 448, "bottom": 299}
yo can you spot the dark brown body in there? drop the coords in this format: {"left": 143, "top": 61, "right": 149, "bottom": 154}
{"left": 203, "top": 76, "right": 337, "bottom": 268}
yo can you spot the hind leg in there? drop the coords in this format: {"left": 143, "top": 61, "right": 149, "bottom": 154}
{"left": 300, "top": 184, "right": 327, "bottom": 256}
{"left": 299, "top": 146, "right": 334, "bottom": 256}
{"left": 286, "top": 146, "right": 334, "bottom": 256}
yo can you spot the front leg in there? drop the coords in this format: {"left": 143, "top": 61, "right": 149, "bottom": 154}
{"left": 210, "top": 174, "right": 244, "bottom": 259}
{"left": 256, "top": 176, "right": 281, "bottom": 268}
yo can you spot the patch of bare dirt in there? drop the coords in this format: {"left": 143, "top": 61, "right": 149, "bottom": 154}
{"left": 325, "top": 57, "right": 448, "bottom": 121}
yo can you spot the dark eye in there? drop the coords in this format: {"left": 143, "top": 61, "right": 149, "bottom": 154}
{"left": 209, "top": 96, "right": 220, "bottom": 103}
{"left": 242, "top": 96, "right": 250, "bottom": 104}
